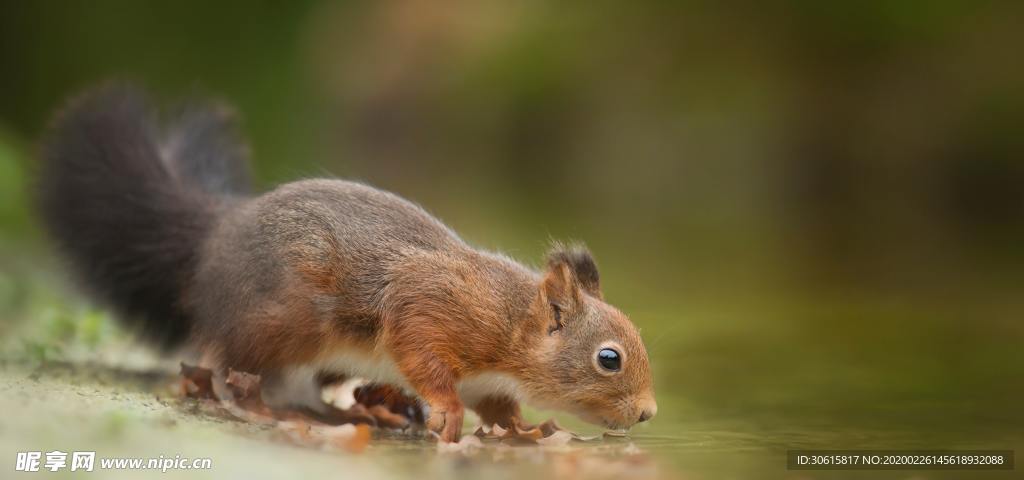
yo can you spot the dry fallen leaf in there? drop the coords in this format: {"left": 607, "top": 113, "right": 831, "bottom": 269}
{"left": 225, "top": 369, "right": 272, "bottom": 414}
{"left": 501, "top": 418, "right": 544, "bottom": 445}
{"left": 472, "top": 418, "right": 604, "bottom": 447}
{"left": 537, "top": 418, "right": 562, "bottom": 437}
{"left": 225, "top": 369, "right": 260, "bottom": 398}
{"left": 345, "top": 424, "right": 373, "bottom": 453}
{"left": 536, "top": 430, "right": 574, "bottom": 447}
{"left": 473, "top": 423, "right": 509, "bottom": 442}
{"left": 179, "top": 363, "right": 214, "bottom": 399}
{"left": 312, "top": 423, "right": 373, "bottom": 453}
{"left": 276, "top": 420, "right": 372, "bottom": 453}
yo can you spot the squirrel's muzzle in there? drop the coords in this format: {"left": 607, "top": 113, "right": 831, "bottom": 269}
{"left": 636, "top": 397, "right": 658, "bottom": 423}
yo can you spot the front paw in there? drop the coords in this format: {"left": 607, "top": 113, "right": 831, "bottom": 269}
{"left": 427, "top": 405, "right": 464, "bottom": 442}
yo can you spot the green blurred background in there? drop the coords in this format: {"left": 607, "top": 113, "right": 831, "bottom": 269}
{"left": 0, "top": 0, "right": 1022, "bottom": 477}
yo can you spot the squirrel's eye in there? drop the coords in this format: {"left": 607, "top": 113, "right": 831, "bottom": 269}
{"left": 597, "top": 348, "right": 621, "bottom": 372}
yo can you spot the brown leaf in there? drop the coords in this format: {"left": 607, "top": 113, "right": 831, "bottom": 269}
{"left": 472, "top": 423, "right": 510, "bottom": 442}
{"left": 510, "top": 418, "right": 544, "bottom": 441}
{"left": 536, "top": 430, "right": 574, "bottom": 446}
{"left": 341, "top": 424, "right": 372, "bottom": 453}
{"left": 280, "top": 423, "right": 373, "bottom": 454}
{"left": 537, "top": 418, "right": 563, "bottom": 437}
{"left": 179, "top": 363, "right": 214, "bottom": 399}
{"left": 492, "top": 418, "right": 543, "bottom": 445}
{"left": 223, "top": 369, "right": 277, "bottom": 419}
{"left": 532, "top": 418, "right": 600, "bottom": 442}
{"left": 491, "top": 423, "right": 509, "bottom": 437}
{"left": 225, "top": 369, "right": 261, "bottom": 401}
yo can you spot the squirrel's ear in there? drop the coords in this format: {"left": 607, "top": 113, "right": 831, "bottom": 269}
{"left": 545, "top": 243, "right": 602, "bottom": 300}
{"left": 542, "top": 261, "right": 579, "bottom": 309}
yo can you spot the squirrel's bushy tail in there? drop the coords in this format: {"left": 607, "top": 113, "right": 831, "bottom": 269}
{"left": 37, "top": 83, "right": 252, "bottom": 349}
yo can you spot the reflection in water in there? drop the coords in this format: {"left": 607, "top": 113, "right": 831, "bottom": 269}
{"left": 376, "top": 434, "right": 659, "bottom": 479}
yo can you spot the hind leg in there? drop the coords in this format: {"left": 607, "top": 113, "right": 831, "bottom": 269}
{"left": 260, "top": 367, "right": 328, "bottom": 413}
{"left": 470, "top": 395, "right": 523, "bottom": 429}
{"left": 261, "top": 366, "right": 376, "bottom": 425}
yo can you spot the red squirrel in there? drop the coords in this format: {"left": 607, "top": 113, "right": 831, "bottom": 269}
{"left": 37, "top": 84, "right": 656, "bottom": 442}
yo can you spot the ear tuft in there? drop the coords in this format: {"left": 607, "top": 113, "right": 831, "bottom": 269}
{"left": 546, "top": 242, "right": 602, "bottom": 299}
{"left": 542, "top": 261, "right": 577, "bottom": 308}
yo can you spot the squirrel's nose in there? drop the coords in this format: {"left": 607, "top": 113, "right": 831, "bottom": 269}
{"left": 637, "top": 399, "right": 658, "bottom": 423}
